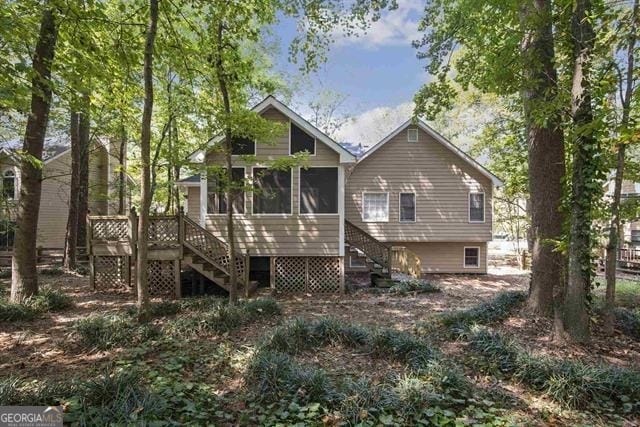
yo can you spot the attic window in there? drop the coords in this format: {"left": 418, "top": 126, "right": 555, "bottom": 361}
{"left": 231, "top": 137, "right": 255, "bottom": 155}
{"left": 290, "top": 123, "right": 315, "bottom": 155}
{"left": 407, "top": 128, "right": 418, "bottom": 143}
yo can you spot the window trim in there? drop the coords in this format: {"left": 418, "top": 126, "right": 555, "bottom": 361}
{"left": 298, "top": 166, "right": 339, "bottom": 216}
{"left": 463, "top": 246, "right": 481, "bottom": 268}
{"left": 2, "top": 169, "right": 16, "bottom": 200}
{"left": 361, "top": 191, "right": 389, "bottom": 223}
{"left": 289, "top": 120, "right": 316, "bottom": 157}
{"left": 206, "top": 166, "right": 246, "bottom": 216}
{"left": 251, "top": 166, "right": 293, "bottom": 216}
{"left": 230, "top": 137, "right": 256, "bottom": 156}
{"left": 407, "top": 128, "right": 418, "bottom": 143}
{"left": 398, "top": 192, "right": 416, "bottom": 223}
{"left": 349, "top": 252, "right": 367, "bottom": 268}
{"left": 468, "top": 191, "right": 486, "bottom": 224}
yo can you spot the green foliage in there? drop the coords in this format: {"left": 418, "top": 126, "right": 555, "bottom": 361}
{"left": 39, "top": 267, "right": 64, "bottom": 276}
{"left": 0, "top": 300, "right": 40, "bottom": 322}
{"left": 387, "top": 279, "right": 440, "bottom": 295}
{"left": 468, "top": 327, "right": 640, "bottom": 413}
{"left": 613, "top": 307, "right": 640, "bottom": 340}
{"left": 0, "top": 287, "right": 73, "bottom": 322}
{"left": 72, "top": 315, "right": 160, "bottom": 351}
{"left": 436, "top": 291, "right": 526, "bottom": 335}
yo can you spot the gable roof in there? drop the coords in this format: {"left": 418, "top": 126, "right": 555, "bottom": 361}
{"left": 1, "top": 135, "right": 72, "bottom": 163}
{"left": 359, "top": 119, "right": 504, "bottom": 187}
{"left": 188, "top": 95, "right": 357, "bottom": 164}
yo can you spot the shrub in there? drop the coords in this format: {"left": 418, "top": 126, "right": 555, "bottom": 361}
{"left": 39, "top": 267, "right": 64, "bottom": 276}
{"left": 439, "top": 291, "right": 526, "bottom": 334}
{"left": 467, "top": 327, "right": 640, "bottom": 412}
{"left": 73, "top": 315, "right": 159, "bottom": 350}
{"left": 26, "top": 287, "right": 74, "bottom": 312}
{"left": 614, "top": 307, "right": 640, "bottom": 340}
{"left": 388, "top": 280, "right": 441, "bottom": 295}
{"left": 0, "top": 300, "right": 40, "bottom": 322}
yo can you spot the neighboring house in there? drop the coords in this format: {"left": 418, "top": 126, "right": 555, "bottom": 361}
{"left": 178, "top": 96, "right": 502, "bottom": 287}
{"left": 0, "top": 136, "right": 128, "bottom": 250}
{"left": 604, "top": 179, "right": 640, "bottom": 247}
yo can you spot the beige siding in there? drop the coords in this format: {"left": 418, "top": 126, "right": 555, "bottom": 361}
{"left": 346, "top": 126, "right": 493, "bottom": 242}
{"left": 201, "top": 106, "right": 342, "bottom": 256}
{"left": 186, "top": 186, "right": 200, "bottom": 220}
{"left": 400, "top": 241, "right": 488, "bottom": 273}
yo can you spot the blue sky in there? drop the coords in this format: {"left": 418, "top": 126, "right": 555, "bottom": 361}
{"left": 269, "top": 0, "right": 428, "bottom": 143}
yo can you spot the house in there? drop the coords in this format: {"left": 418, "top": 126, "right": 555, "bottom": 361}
{"left": 175, "top": 96, "right": 501, "bottom": 293}
{"left": 344, "top": 120, "right": 502, "bottom": 274}
{"left": 0, "top": 136, "right": 128, "bottom": 251}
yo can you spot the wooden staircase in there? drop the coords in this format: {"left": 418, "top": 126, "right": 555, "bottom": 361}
{"left": 182, "top": 216, "right": 258, "bottom": 296}
{"left": 345, "top": 220, "right": 392, "bottom": 278}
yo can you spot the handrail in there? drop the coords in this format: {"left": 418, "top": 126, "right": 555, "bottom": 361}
{"left": 345, "top": 220, "right": 391, "bottom": 273}
{"left": 182, "top": 215, "right": 246, "bottom": 284}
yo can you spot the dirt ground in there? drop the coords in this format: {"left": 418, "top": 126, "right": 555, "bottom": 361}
{"left": 2, "top": 266, "right": 638, "bottom": 382}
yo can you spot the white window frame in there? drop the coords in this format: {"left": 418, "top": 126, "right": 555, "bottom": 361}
{"left": 298, "top": 166, "right": 339, "bottom": 216}
{"left": 407, "top": 128, "right": 418, "bottom": 143}
{"left": 349, "top": 253, "right": 367, "bottom": 268}
{"left": 468, "top": 191, "right": 485, "bottom": 223}
{"left": 463, "top": 246, "right": 481, "bottom": 268}
{"left": 399, "top": 192, "right": 416, "bottom": 223}
{"left": 2, "top": 169, "right": 17, "bottom": 200}
{"left": 362, "top": 192, "right": 389, "bottom": 223}
{"left": 206, "top": 166, "right": 247, "bottom": 216}
{"left": 251, "top": 166, "right": 293, "bottom": 216}
{"left": 289, "top": 120, "right": 316, "bottom": 156}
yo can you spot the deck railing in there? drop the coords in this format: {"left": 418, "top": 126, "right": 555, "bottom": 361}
{"left": 619, "top": 247, "right": 640, "bottom": 264}
{"left": 345, "top": 220, "right": 391, "bottom": 274}
{"left": 390, "top": 246, "right": 422, "bottom": 278}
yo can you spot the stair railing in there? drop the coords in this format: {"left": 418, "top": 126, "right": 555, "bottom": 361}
{"left": 181, "top": 215, "right": 247, "bottom": 284}
{"left": 345, "top": 220, "right": 391, "bottom": 274}
{"left": 390, "top": 246, "right": 422, "bottom": 278}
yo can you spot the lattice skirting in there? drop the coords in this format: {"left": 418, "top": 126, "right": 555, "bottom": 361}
{"left": 92, "top": 255, "right": 130, "bottom": 290}
{"left": 273, "top": 256, "right": 343, "bottom": 294}
{"left": 149, "top": 260, "right": 179, "bottom": 298}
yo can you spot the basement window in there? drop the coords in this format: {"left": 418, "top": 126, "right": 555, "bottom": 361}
{"left": 464, "top": 247, "right": 480, "bottom": 268}
{"left": 253, "top": 168, "right": 292, "bottom": 214}
{"left": 299, "top": 167, "right": 338, "bottom": 214}
{"left": 290, "top": 122, "right": 316, "bottom": 155}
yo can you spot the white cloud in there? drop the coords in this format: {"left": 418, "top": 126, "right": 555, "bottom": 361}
{"left": 335, "top": 0, "right": 423, "bottom": 48}
{"left": 335, "top": 101, "right": 414, "bottom": 146}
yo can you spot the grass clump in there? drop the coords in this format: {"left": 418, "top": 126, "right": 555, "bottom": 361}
{"left": 613, "top": 307, "right": 640, "bottom": 340}
{"left": 370, "top": 279, "right": 441, "bottom": 296}
{"left": 468, "top": 327, "right": 640, "bottom": 413}
{"left": 0, "top": 300, "right": 40, "bottom": 322}
{"left": 73, "top": 315, "right": 160, "bottom": 350}
{"left": 26, "top": 287, "right": 74, "bottom": 312}
{"left": 39, "top": 267, "right": 64, "bottom": 276}
{"left": 165, "top": 298, "right": 281, "bottom": 336}
{"left": 438, "top": 290, "right": 526, "bottom": 334}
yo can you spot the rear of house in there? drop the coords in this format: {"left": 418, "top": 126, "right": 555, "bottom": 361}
{"left": 182, "top": 96, "right": 356, "bottom": 292}
{"left": 345, "top": 120, "right": 502, "bottom": 274}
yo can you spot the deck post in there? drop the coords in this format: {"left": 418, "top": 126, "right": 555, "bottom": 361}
{"left": 339, "top": 256, "right": 345, "bottom": 294}
{"left": 174, "top": 259, "right": 181, "bottom": 299}
{"left": 244, "top": 250, "right": 250, "bottom": 298}
{"left": 87, "top": 215, "right": 95, "bottom": 290}
{"left": 270, "top": 256, "right": 276, "bottom": 294}
{"left": 178, "top": 207, "right": 185, "bottom": 259}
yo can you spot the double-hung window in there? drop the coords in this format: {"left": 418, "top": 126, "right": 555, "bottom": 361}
{"left": 362, "top": 193, "right": 389, "bottom": 222}
{"left": 469, "top": 192, "right": 485, "bottom": 223}
{"left": 253, "top": 168, "right": 292, "bottom": 214}
{"left": 399, "top": 193, "right": 416, "bottom": 222}
{"left": 299, "top": 167, "right": 338, "bottom": 214}
{"left": 2, "top": 170, "right": 15, "bottom": 200}
{"left": 464, "top": 247, "right": 480, "bottom": 268}
{"left": 207, "top": 167, "right": 245, "bottom": 214}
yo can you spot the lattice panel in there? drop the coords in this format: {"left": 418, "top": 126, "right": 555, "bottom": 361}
{"left": 149, "top": 217, "right": 179, "bottom": 242}
{"left": 308, "top": 257, "right": 341, "bottom": 293}
{"left": 274, "top": 257, "right": 306, "bottom": 293}
{"left": 94, "top": 256, "right": 128, "bottom": 290}
{"left": 92, "top": 219, "right": 128, "bottom": 241}
{"left": 149, "top": 260, "right": 176, "bottom": 298}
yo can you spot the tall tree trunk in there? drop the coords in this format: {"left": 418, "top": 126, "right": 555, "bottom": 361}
{"left": 216, "top": 21, "right": 238, "bottom": 304}
{"left": 77, "top": 93, "right": 90, "bottom": 246}
{"left": 519, "top": 0, "right": 566, "bottom": 316}
{"left": 561, "top": 0, "right": 597, "bottom": 343}
{"left": 118, "top": 123, "right": 127, "bottom": 215}
{"left": 11, "top": 6, "right": 58, "bottom": 303}
{"left": 63, "top": 110, "right": 81, "bottom": 270}
{"left": 137, "top": 0, "right": 159, "bottom": 322}
{"left": 604, "top": 0, "right": 638, "bottom": 335}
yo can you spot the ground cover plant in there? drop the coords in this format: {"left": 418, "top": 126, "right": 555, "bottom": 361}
{"left": 0, "top": 286, "right": 74, "bottom": 322}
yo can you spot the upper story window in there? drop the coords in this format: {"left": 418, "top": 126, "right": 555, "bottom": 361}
{"left": 207, "top": 167, "right": 245, "bottom": 214}
{"left": 290, "top": 122, "right": 315, "bottom": 155}
{"left": 3, "top": 170, "right": 16, "bottom": 200}
{"left": 407, "top": 128, "right": 418, "bottom": 142}
{"left": 399, "top": 193, "right": 416, "bottom": 222}
{"left": 362, "top": 192, "right": 389, "bottom": 222}
{"left": 253, "top": 168, "right": 292, "bottom": 214}
{"left": 231, "top": 136, "right": 255, "bottom": 155}
{"left": 300, "top": 167, "right": 338, "bottom": 214}
{"left": 469, "top": 192, "right": 485, "bottom": 223}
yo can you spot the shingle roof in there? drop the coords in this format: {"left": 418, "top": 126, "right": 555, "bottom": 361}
{"left": 0, "top": 134, "right": 70, "bottom": 161}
